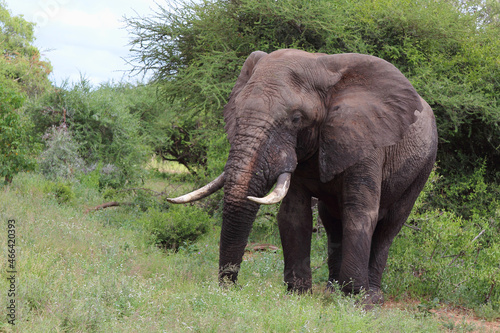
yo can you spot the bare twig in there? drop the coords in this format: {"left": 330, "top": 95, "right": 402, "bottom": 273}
{"left": 471, "top": 229, "right": 486, "bottom": 243}
{"left": 486, "top": 281, "right": 496, "bottom": 303}
{"left": 404, "top": 223, "right": 422, "bottom": 231}
{"left": 429, "top": 244, "right": 439, "bottom": 261}
{"left": 448, "top": 251, "right": 465, "bottom": 266}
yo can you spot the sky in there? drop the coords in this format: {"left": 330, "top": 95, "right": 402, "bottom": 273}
{"left": 5, "top": 0, "right": 161, "bottom": 86}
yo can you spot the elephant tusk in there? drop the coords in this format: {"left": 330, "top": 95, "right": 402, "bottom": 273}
{"left": 167, "top": 172, "right": 225, "bottom": 204}
{"left": 247, "top": 173, "right": 292, "bottom": 205}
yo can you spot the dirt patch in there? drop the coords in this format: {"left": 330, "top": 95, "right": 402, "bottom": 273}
{"left": 384, "top": 298, "right": 500, "bottom": 332}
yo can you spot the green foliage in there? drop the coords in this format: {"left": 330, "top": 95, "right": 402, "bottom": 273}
{"left": 417, "top": 297, "right": 441, "bottom": 317}
{"left": 26, "top": 80, "right": 148, "bottom": 187}
{"left": 126, "top": 0, "right": 500, "bottom": 180}
{"left": 138, "top": 205, "right": 211, "bottom": 250}
{"left": 38, "top": 128, "right": 84, "bottom": 180}
{"left": 388, "top": 209, "right": 500, "bottom": 309}
{"left": 205, "top": 128, "right": 230, "bottom": 178}
{"left": 126, "top": 84, "right": 209, "bottom": 176}
{"left": 42, "top": 180, "right": 75, "bottom": 204}
{"left": 0, "top": 78, "right": 38, "bottom": 184}
{"left": 422, "top": 161, "right": 500, "bottom": 220}
{"left": 78, "top": 161, "right": 101, "bottom": 190}
{"left": 385, "top": 167, "right": 500, "bottom": 313}
{"left": 131, "top": 188, "right": 169, "bottom": 212}
{"left": 0, "top": 2, "right": 52, "bottom": 97}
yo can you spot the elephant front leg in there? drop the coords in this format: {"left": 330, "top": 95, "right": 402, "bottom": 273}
{"left": 277, "top": 183, "right": 313, "bottom": 293}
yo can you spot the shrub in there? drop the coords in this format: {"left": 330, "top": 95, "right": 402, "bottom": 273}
{"left": 0, "top": 80, "right": 38, "bottom": 184}
{"left": 385, "top": 167, "right": 500, "bottom": 314}
{"left": 78, "top": 162, "right": 101, "bottom": 190}
{"left": 96, "top": 163, "right": 123, "bottom": 189}
{"left": 138, "top": 205, "right": 212, "bottom": 251}
{"left": 26, "top": 80, "right": 148, "bottom": 187}
{"left": 43, "top": 181, "right": 75, "bottom": 204}
{"left": 39, "top": 128, "right": 85, "bottom": 180}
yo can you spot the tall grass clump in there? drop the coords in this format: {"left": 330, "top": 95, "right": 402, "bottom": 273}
{"left": 137, "top": 205, "right": 212, "bottom": 251}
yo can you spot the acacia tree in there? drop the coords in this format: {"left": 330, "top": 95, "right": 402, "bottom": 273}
{"left": 126, "top": 0, "right": 499, "bottom": 179}
{"left": 0, "top": 2, "right": 50, "bottom": 184}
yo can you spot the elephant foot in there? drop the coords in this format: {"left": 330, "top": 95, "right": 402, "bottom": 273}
{"left": 367, "top": 288, "right": 384, "bottom": 304}
{"left": 324, "top": 280, "right": 341, "bottom": 293}
{"left": 358, "top": 288, "right": 384, "bottom": 310}
{"left": 218, "top": 264, "right": 240, "bottom": 287}
{"left": 285, "top": 276, "right": 312, "bottom": 294}
{"left": 325, "top": 281, "right": 384, "bottom": 310}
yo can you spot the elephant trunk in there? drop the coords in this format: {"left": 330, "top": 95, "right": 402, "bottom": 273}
{"left": 218, "top": 163, "right": 264, "bottom": 283}
{"left": 218, "top": 128, "right": 297, "bottom": 283}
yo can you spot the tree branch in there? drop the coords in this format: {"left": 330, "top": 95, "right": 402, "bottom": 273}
{"left": 85, "top": 201, "right": 135, "bottom": 214}
{"left": 404, "top": 223, "right": 422, "bottom": 231}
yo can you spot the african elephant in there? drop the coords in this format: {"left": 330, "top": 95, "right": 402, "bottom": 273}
{"left": 168, "top": 49, "right": 438, "bottom": 305}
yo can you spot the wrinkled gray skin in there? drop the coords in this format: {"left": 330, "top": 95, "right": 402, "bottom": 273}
{"left": 176, "top": 49, "right": 437, "bottom": 305}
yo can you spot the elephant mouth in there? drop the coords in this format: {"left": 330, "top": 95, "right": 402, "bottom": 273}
{"left": 166, "top": 172, "right": 292, "bottom": 205}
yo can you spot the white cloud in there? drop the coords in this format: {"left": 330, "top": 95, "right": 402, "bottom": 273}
{"left": 4, "top": 0, "right": 159, "bottom": 86}
{"left": 57, "top": 8, "right": 121, "bottom": 29}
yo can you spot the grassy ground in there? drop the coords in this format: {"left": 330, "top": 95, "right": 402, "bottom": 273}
{"left": 0, "top": 172, "right": 497, "bottom": 332}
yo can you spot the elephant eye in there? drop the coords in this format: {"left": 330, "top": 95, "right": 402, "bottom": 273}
{"left": 292, "top": 113, "right": 302, "bottom": 124}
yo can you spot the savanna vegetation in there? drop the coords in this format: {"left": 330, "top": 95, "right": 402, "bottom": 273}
{"left": 1, "top": 0, "right": 499, "bottom": 331}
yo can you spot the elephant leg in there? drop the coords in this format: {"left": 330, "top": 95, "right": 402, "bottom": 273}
{"left": 278, "top": 182, "right": 313, "bottom": 293}
{"left": 368, "top": 170, "right": 431, "bottom": 304}
{"left": 318, "top": 201, "right": 343, "bottom": 285}
{"left": 338, "top": 164, "right": 382, "bottom": 295}
{"left": 338, "top": 209, "right": 377, "bottom": 294}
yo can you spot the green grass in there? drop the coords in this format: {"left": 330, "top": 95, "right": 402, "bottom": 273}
{"left": 146, "top": 157, "right": 190, "bottom": 175}
{"left": 0, "top": 173, "right": 496, "bottom": 332}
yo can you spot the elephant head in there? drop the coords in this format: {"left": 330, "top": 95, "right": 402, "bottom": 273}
{"left": 168, "top": 49, "right": 428, "bottom": 290}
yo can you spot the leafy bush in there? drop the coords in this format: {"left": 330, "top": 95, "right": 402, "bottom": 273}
{"left": 385, "top": 168, "right": 500, "bottom": 315}
{"left": 78, "top": 162, "right": 101, "bottom": 190}
{"left": 39, "top": 128, "right": 84, "bottom": 180}
{"left": 0, "top": 79, "right": 38, "bottom": 184}
{"left": 138, "top": 205, "right": 212, "bottom": 250}
{"left": 387, "top": 209, "right": 500, "bottom": 309}
{"left": 95, "top": 163, "right": 123, "bottom": 190}
{"left": 42, "top": 181, "right": 75, "bottom": 204}
{"left": 26, "top": 80, "right": 148, "bottom": 187}
{"left": 423, "top": 161, "right": 500, "bottom": 221}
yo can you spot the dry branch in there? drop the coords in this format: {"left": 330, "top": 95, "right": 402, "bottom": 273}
{"left": 85, "top": 201, "right": 134, "bottom": 214}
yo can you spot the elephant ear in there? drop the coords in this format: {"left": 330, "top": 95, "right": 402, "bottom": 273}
{"left": 224, "top": 51, "right": 268, "bottom": 144}
{"left": 317, "top": 53, "right": 422, "bottom": 183}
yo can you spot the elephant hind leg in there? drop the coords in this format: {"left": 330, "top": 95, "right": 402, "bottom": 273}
{"left": 368, "top": 169, "right": 432, "bottom": 303}
{"left": 318, "top": 201, "right": 343, "bottom": 285}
